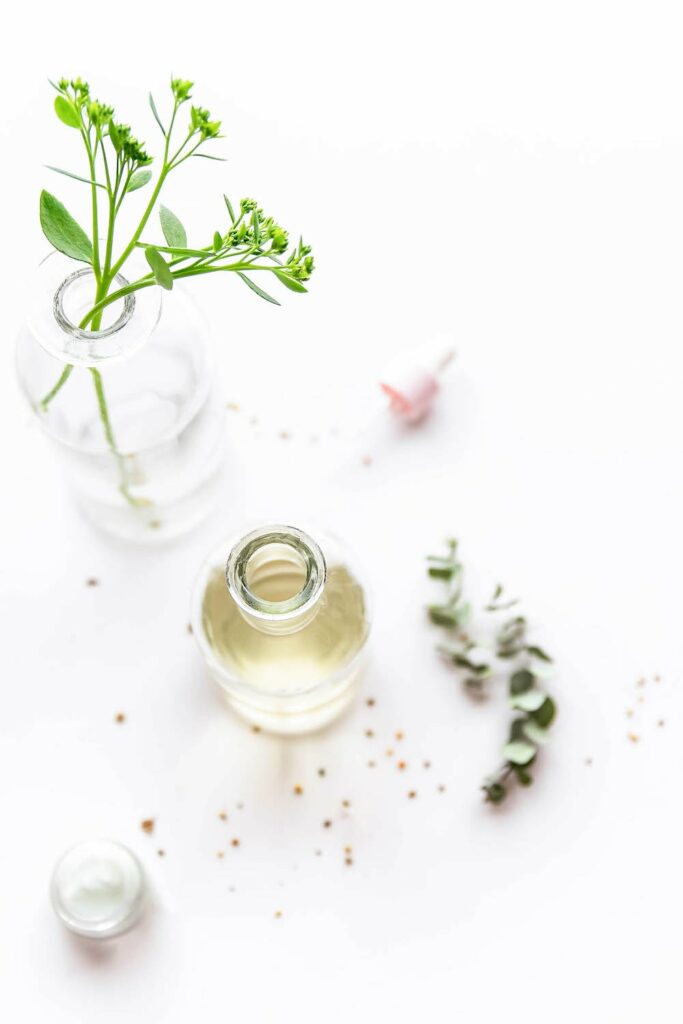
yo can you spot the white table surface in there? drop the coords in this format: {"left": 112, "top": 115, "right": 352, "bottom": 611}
{"left": 2, "top": 2, "right": 683, "bottom": 1020}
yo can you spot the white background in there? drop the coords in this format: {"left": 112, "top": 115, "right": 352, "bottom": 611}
{"left": 1, "top": 2, "right": 683, "bottom": 1021}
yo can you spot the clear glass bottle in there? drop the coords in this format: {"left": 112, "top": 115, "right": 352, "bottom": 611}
{"left": 15, "top": 251, "right": 226, "bottom": 541}
{"left": 191, "top": 524, "right": 371, "bottom": 734}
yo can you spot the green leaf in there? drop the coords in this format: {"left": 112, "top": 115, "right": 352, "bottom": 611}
{"left": 526, "top": 645, "right": 553, "bottom": 663}
{"left": 531, "top": 696, "right": 556, "bottom": 729}
{"left": 513, "top": 766, "right": 534, "bottom": 785}
{"left": 145, "top": 246, "right": 174, "bottom": 290}
{"left": 510, "top": 689, "right": 547, "bottom": 712}
{"left": 236, "top": 271, "right": 281, "bottom": 306}
{"left": 40, "top": 190, "right": 92, "bottom": 264}
{"left": 127, "top": 168, "right": 153, "bottom": 193}
{"left": 108, "top": 122, "right": 122, "bottom": 153}
{"left": 213, "top": 231, "right": 222, "bottom": 252}
{"left": 273, "top": 268, "right": 308, "bottom": 293}
{"left": 223, "top": 194, "right": 236, "bottom": 223}
{"left": 149, "top": 92, "right": 166, "bottom": 136}
{"left": 429, "top": 605, "right": 461, "bottom": 628}
{"left": 523, "top": 720, "right": 551, "bottom": 745}
{"left": 45, "top": 165, "right": 106, "bottom": 190}
{"left": 54, "top": 95, "right": 80, "bottom": 128}
{"left": 503, "top": 739, "right": 536, "bottom": 766}
{"left": 483, "top": 782, "right": 506, "bottom": 804}
{"left": 509, "top": 669, "right": 535, "bottom": 695}
{"left": 159, "top": 206, "right": 187, "bottom": 249}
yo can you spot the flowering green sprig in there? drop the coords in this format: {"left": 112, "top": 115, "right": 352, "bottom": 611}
{"left": 38, "top": 76, "right": 315, "bottom": 507}
{"left": 427, "top": 539, "right": 557, "bottom": 805}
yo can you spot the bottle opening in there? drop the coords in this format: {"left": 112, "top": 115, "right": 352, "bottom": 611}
{"left": 54, "top": 267, "right": 135, "bottom": 340}
{"left": 245, "top": 542, "right": 308, "bottom": 603}
{"left": 226, "top": 525, "right": 327, "bottom": 632}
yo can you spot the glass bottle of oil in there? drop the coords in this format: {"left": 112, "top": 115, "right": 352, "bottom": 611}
{"left": 191, "top": 525, "right": 370, "bottom": 734}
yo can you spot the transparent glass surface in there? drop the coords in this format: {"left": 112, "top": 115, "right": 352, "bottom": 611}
{"left": 191, "top": 525, "right": 371, "bottom": 734}
{"left": 51, "top": 839, "right": 146, "bottom": 939}
{"left": 16, "top": 253, "right": 226, "bottom": 541}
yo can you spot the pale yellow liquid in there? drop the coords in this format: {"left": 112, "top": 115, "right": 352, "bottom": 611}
{"left": 201, "top": 563, "right": 368, "bottom": 694}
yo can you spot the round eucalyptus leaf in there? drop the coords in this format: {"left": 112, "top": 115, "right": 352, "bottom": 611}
{"left": 503, "top": 739, "right": 536, "bottom": 765}
{"left": 523, "top": 720, "right": 551, "bottom": 745}
{"left": 531, "top": 696, "right": 556, "bottom": 729}
{"left": 510, "top": 689, "right": 546, "bottom": 712}
{"left": 510, "top": 669, "right": 535, "bottom": 695}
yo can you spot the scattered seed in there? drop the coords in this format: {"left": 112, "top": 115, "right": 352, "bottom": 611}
{"left": 422, "top": 760, "right": 431, "bottom": 769}
{"left": 216, "top": 851, "right": 225, "bottom": 859}
{"left": 186, "top": 622, "right": 193, "bottom": 635}
{"left": 278, "top": 431, "right": 291, "bottom": 441}
{"left": 367, "top": 760, "right": 376, "bottom": 768}
{"left": 395, "top": 731, "right": 404, "bottom": 741}
{"left": 408, "top": 790, "right": 417, "bottom": 799}
{"left": 397, "top": 761, "right": 407, "bottom": 771}
{"left": 636, "top": 677, "right": 646, "bottom": 687}
{"left": 361, "top": 455, "right": 373, "bottom": 467}
{"left": 85, "top": 577, "right": 99, "bottom": 588}
{"left": 114, "top": 712, "right": 126, "bottom": 724}
{"left": 323, "top": 820, "right": 332, "bottom": 829}
{"left": 654, "top": 675, "right": 661, "bottom": 683}
{"left": 345, "top": 857, "right": 353, "bottom": 866}
{"left": 437, "top": 784, "right": 446, "bottom": 793}
{"left": 231, "top": 838, "right": 240, "bottom": 847}
{"left": 140, "top": 819, "right": 155, "bottom": 835}
{"left": 628, "top": 733, "right": 640, "bottom": 743}
{"left": 344, "top": 845, "right": 352, "bottom": 854}
{"left": 274, "top": 910, "right": 282, "bottom": 919}
{"left": 314, "top": 849, "right": 322, "bottom": 856}
{"left": 157, "top": 849, "right": 165, "bottom": 857}
{"left": 585, "top": 757, "right": 593, "bottom": 766}
{"left": 365, "top": 729, "right": 374, "bottom": 738}
{"left": 251, "top": 724, "right": 262, "bottom": 733}
{"left": 318, "top": 768, "right": 327, "bottom": 778}
{"left": 226, "top": 402, "right": 241, "bottom": 412}
{"left": 218, "top": 811, "right": 228, "bottom": 822}
{"left": 293, "top": 785, "right": 304, "bottom": 796}
{"left": 658, "top": 719, "right": 665, "bottom": 727}
{"left": 366, "top": 698, "right": 376, "bottom": 707}
{"left": 385, "top": 748, "right": 395, "bottom": 758}
{"left": 341, "top": 800, "right": 351, "bottom": 809}
{"left": 626, "top": 709, "right": 634, "bottom": 717}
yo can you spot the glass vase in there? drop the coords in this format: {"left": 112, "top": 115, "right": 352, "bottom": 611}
{"left": 16, "top": 252, "right": 226, "bottom": 541}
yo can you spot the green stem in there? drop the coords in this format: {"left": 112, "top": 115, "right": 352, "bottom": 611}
{"left": 39, "top": 364, "right": 74, "bottom": 410}
{"left": 89, "top": 367, "right": 145, "bottom": 509}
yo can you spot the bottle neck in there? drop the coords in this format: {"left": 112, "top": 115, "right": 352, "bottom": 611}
{"left": 225, "top": 526, "right": 327, "bottom": 636}
{"left": 28, "top": 251, "right": 161, "bottom": 367}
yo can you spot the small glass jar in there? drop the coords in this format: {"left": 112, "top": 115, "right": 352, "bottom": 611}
{"left": 191, "top": 524, "right": 371, "bottom": 734}
{"left": 16, "top": 252, "right": 226, "bottom": 541}
{"left": 51, "top": 839, "right": 146, "bottom": 939}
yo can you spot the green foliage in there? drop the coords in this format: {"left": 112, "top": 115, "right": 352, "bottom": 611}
{"left": 160, "top": 205, "right": 187, "bottom": 248}
{"left": 427, "top": 537, "right": 558, "bottom": 806}
{"left": 40, "top": 190, "right": 92, "bottom": 263}
{"left": 54, "top": 95, "right": 80, "bottom": 128}
{"left": 144, "top": 246, "right": 173, "bottom": 290}
{"left": 41, "top": 75, "right": 315, "bottom": 319}
{"left": 127, "top": 168, "right": 153, "bottom": 193}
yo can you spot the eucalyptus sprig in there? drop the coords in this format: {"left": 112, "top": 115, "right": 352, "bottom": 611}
{"left": 427, "top": 539, "right": 557, "bottom": 805}
{"left": 39, "top": 77, "right": 315, "bottom": 506}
